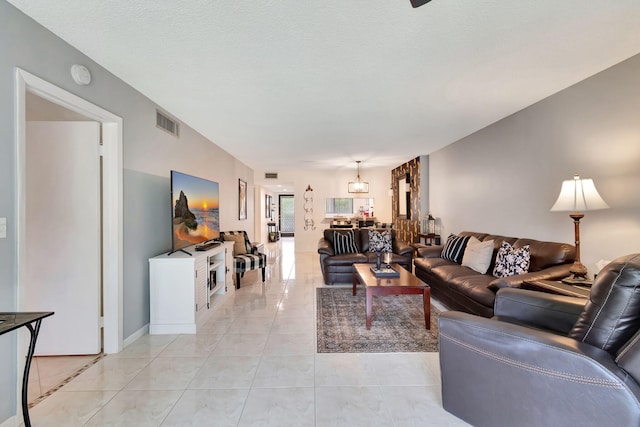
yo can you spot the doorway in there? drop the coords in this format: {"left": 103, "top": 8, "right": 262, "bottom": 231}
{"left": 279, "top": 194, "right": 295, "bottom": 237}
{"left": 26, "top": 119, "right": 102, "bottom": 355}
{"left": 15, "top": 69, "right": 124, "bottom": 412}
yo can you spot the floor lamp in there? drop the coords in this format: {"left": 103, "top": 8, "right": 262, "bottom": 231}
{"left": 550, "top": 174, "right": 609, "bottom": 285}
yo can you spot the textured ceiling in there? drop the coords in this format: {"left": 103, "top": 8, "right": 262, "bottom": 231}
{"left": 8, "top": 0, "right": 640, "bottom": 171}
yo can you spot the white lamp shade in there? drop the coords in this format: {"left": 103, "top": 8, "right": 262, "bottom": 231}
{"left": 550, "top": 176, "right": 609, "bottom": 212}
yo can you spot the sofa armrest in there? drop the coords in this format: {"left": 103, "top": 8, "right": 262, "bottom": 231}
{"left": 493, "top": 288, "right": 585, "bottom": 335}
{"left": 488, "top": 264, "right": 574, "bottom": 289}
{"left": 318, "top": 238, "right": 334, "bottom": 256}
{"left": 416, "top": 245, "right": 443, "bottom": 258}
{"left": 439, "top": 311, "right": 620, "bottom": 370}
{"left": 438, "top": 311, "right": 640, "bottom": 426}
{"left": 393, "top": 239, "right": 414, "bottom": 257}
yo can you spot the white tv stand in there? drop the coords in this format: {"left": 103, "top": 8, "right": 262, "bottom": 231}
{"left": 149, "top": 241, "right": 234, "bottom": 334}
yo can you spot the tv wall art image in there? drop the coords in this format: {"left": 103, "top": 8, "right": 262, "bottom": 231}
{"left": 171, "top": 171, "right": 220, "bottom": 251}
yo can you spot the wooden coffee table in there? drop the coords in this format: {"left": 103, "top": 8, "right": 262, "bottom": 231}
{"left": 352, "top": 263, "right": 431, "bottom": 330}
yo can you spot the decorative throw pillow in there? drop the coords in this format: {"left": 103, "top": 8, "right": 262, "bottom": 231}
{"left": 441, "top": 234, "right": 471, "bottom": 264}
{"left": 461, "top": 237, "right": 495, "bottom": 274}
{"left": 224, "top": 234, "right": 247, "bottom": 256}
{"left": 333, "top": 230, "right": 359, "bottom": 255}
{"left": 492, "top": 241, "right": 531, "bottom": 278}
{"left": 368, "top": 229, "right": 393, "bottom": 253}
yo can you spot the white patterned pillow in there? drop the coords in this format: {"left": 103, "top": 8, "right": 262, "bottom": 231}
{"left": 333, "top": 230, "right": 359, "bottom": 255}
{"left": 492, "top": 241, "right": 531, "bottom": 278}
{"left": 368, "top": 229, "right": 393, "bottom": 253}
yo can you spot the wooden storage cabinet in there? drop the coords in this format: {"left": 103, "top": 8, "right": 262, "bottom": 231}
{"left": 149, "top": 242, "right": 233, "bottom": 334}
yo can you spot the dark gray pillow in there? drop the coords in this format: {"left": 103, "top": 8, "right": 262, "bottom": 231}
{"left": 569, "top": 253, "right": 640, "bottom": 355}
{"left": 333, "top": 230, "right": 359, "bottom": 255}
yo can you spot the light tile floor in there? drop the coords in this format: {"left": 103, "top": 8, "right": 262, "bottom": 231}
{"left": 26, "top": 237, "right": 469, "bottom": 426}
{"left": 28, "top": 354, "right": 104, "bottom": 406}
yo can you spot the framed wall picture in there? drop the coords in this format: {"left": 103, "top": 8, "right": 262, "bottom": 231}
{"left": 265, "top": 194, "right": 272, "bottom": 218}
{"left": 238, "top": 179, "right": 247, "bottom": 220}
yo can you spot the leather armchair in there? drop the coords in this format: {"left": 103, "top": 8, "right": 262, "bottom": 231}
{"left": 438, "top": 253, "right": 640, "bottom": 427}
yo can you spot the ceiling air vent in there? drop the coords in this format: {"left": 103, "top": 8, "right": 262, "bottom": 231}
{"left": 265, "top": 173, "right": 278, "bottom": 179}
{"left": 156, "top": 110, "right": 180, "bottom": 137}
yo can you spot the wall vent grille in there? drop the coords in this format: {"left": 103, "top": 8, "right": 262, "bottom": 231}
{"left": 156, "top": 110, "right": 180, "bottom": 137}
{"left": 265, "top": 173, "right": 278, "bottom": 179}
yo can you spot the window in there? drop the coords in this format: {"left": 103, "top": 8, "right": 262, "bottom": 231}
{"left": 325, "top": 198, "right": 353, "bottom": 215}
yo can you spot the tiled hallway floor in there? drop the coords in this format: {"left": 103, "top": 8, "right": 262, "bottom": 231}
{"left": 26, "top": 238, "right": 468, "bottom": 426}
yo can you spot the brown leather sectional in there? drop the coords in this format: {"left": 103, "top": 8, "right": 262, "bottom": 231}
{"left": 414, "top": 231, "right": 576, "bottom": 317}
{"left": 318, "top": 228, "right": 414, "bottom": 285}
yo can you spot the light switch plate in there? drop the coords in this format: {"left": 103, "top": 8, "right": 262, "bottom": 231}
{"left": 0, "top": 218, "right": 6, "bottom": 239}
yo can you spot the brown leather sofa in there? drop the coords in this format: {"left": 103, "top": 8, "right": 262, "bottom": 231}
{"left": 438, "top": 254, "right": 640, "bottom": 426}
{"left": 318, "top": 228, "right": 413, "bottom": 285}
{"left": 414, "top": 231, "right": 575, "bottom": 317}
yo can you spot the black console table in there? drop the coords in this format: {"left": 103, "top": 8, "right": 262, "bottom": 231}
{"left": 0, "top": 312, "right": 54, "bottom": 427}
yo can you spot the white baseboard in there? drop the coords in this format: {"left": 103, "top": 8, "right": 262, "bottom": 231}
{"left": 0, "top": 415, "right": 18, "bottom": 427}
{"left": 123, "top": 323, "right": 149, "bottom": 348}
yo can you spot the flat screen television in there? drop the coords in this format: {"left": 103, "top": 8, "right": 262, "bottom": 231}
{"left": 170, "top": 170, "right": 220, "bottom": 254}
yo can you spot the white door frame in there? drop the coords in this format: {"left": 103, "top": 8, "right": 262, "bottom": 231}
{"left": 14, "top": 68, "right": 123, "bottom": 371}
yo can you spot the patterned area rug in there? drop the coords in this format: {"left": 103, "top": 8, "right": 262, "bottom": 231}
{"left": 316, "top": 287, "right": 440, "bottom": 353}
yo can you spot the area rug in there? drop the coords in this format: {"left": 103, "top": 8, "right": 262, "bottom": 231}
{"left": 316, "top": 287, "right": 440, "bottom": 353}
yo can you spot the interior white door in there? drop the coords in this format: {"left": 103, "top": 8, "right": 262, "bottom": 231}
{"left": 26, "top": 121, "right": 101, "bottom": 355}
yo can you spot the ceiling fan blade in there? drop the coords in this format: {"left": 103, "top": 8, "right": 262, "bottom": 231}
{"left": 410, "top": 0, "right": 433, "bottom": 8}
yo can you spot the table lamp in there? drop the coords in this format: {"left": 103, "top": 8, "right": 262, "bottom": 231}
{"left": 550, "top": 174, "right": 609, "bottom": 285}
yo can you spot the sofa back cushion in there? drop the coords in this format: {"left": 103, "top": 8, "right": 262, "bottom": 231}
{"left": 569, "top": 254, "right": 640, "bottom": 355}
{"left": 458, "top": 232, "right": 575, "bottom": 274}
{"left": 513, "top": 238, "right": 575, "bottom": 272}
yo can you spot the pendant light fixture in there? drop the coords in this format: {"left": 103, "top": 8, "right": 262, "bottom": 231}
{"left": 348, "top": 161, "right": 369, "bottom": 193}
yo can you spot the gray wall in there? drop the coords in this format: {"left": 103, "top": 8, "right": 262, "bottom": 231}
{"left": 430, "top": 54, "right": 640, "bottom": 273}
{"left": 122, "top": 170, "right": 171, "bottom": 337}
{"left": 0, "top": 2, "right": 254, "bottom": 422}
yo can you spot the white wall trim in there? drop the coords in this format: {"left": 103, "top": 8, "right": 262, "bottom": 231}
{"left": 123, "top": 324, "right": 149, "bottom": 348}
{"left": 0, "top": 415, "right": 17, "bottom": 427}
{"left": 14, "top": 68, "right": 124, "bottom": 419}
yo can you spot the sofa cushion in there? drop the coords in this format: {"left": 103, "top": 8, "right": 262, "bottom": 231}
{"left": 414, "top": 257, "right": 456, "bottom": 273}
{"left": 448, "top": 274, "right": 498, "bottom": 308}
{"left": 462, "top": 237, "right": 495, "bottom": 274}
{"left": 333, "top": 230, "right": 359, "bottom": 255}
{"left": 442, "top": 234, "right": 471, "bottom": 263}
{"left": 368, "top": 229, "right": 393, "bottom": 253}
{"left": 324, "top": 253, "right": 368, "bottom": 266}
{"left": 431, "top": 264, "right": 478, "bottom": 283}
{"left": 493, "top": 241, "right": 531, "bottom": 277}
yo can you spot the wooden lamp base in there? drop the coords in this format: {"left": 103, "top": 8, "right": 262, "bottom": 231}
{"left": 561, "top": 213, "right": 593, "bottom": 286}
{"left": 562, "top": 259, "right": 593, "bottom": 286}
